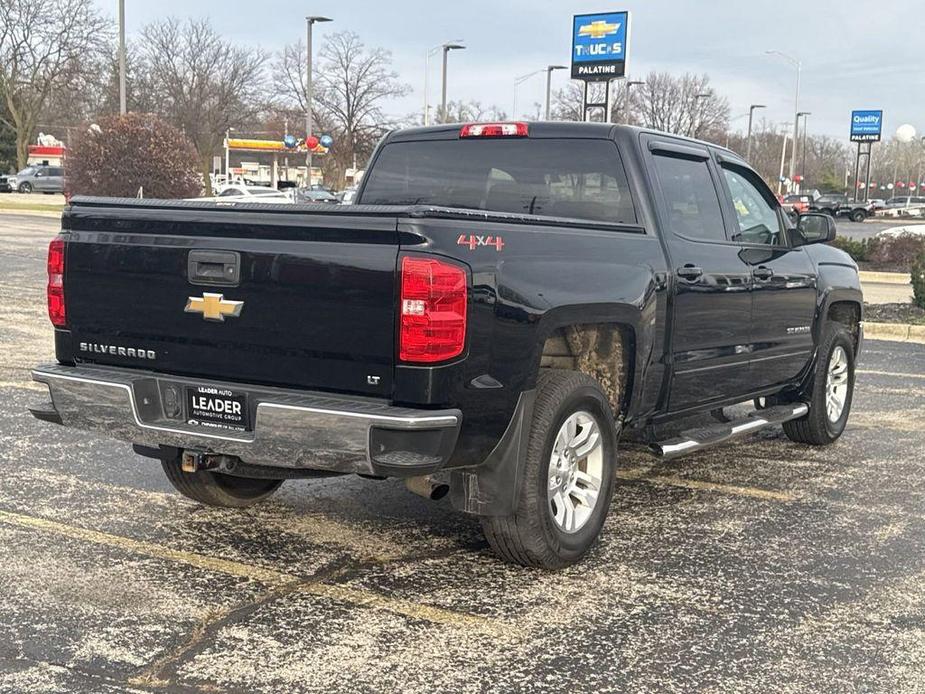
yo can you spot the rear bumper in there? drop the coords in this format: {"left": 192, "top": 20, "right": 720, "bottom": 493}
{"left": 30, "top": 363, "right": 462, "bottom": 477}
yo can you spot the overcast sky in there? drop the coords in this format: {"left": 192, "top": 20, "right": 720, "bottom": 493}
{"left": 103, "top": 0, "right": 922, "bottom": 143}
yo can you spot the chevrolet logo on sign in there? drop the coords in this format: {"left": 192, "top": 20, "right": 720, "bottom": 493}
{"left": 184, "top": 293, "right": 244, "bottom": 322}
{"left": 578, "top": 20, "right": 619, "bottom": 40}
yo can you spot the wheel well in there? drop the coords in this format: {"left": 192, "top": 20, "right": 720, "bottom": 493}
{"left": 539, "top": 323, "right": 630, "bottom": 415}
{"left": 827, "top": 301, "right": 861, "bottom": 351}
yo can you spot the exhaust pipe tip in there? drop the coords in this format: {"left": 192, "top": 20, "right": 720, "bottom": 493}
{"left": 405, "top": 475, "right": 449, "bottom": 501}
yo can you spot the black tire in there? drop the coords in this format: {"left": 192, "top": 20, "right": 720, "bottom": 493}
{"left": 18, "top": 182, "right": 32, "bottom": 194}
{"left": 481, "top": 370, "right": 617, "bottom": 569}
{"left": 783, "top": 323, "right": 855, "bottom": 445}
{"left": 850, "top": 209, "right": 866, "bottom": 223}
{"left": 161, "top": 457, "right": 283, "bottom": 508}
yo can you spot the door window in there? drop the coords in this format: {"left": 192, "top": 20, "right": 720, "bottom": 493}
{"left": 652, "top": 153, "right": 726, "bottom": 242}
{"left": 722, "top": 167, "right": 783, "bottom": 245}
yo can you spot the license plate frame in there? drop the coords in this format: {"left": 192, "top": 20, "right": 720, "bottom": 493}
{"left": 185, "top": 385, "right": 250, "bottom": 432}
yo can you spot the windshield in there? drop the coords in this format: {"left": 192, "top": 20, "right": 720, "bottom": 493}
{"left": 17, "top": 167, "right": 35, "bottom": 177}
{"left": 360, "top": 138, "right": 637, "bottom": 224}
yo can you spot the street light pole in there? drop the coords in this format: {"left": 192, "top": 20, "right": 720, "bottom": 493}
{"left": 118, "top": 0, "right": 126, "bottom": 114}
{"left": 623, "top": 80, "right": 645, "bottom": 123}
{"left": 305, "top": 16, "right": 332, "bottom": 185}
{"left": 440, "top": 43, "right": 466, "bottom": 123}
{"left": 693, "top": 92, "right": 711, "bottom": 139}
{"left": 766, "top": 50, "right": 801, "bottom": 191}
{"left": 544, "top": 65, "right": 567, "bottom": 120}
{"left": 797, "top": 111, "right": 811, "bottom": 191}
{"left": 424, "top": 40, "right": 463, "bottom": 126}
{"left": 745, "top": 104, "right": 765, "bottom": 160}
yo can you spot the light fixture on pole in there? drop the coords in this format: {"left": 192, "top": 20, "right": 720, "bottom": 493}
{"left": 305, "top": 15, "right": 333, "bottom": 184}
{"left": 766, "top": 49, "right": 801, "bottom": 190}
{"left": 745, "top": 104, "right": 765, "bottom": 160}
{"left": 424, "top": 40, "right": 463, "bottom": 126}
{"left": 440, "top": 43, "right": 466, "bottom": 123}
{"left": 544, "top": 65, "right": 567, "bottom": 120}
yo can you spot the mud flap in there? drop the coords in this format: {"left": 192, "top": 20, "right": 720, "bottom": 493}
{"left": 448, "top": 389, "right": 535, "bottom": 517}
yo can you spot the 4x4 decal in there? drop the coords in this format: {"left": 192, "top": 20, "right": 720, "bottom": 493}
{"left": 457, "top": 234, "right": 505, "bottom": 251}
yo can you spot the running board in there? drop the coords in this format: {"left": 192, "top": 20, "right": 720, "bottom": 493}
{"left": 652, "top": 403, "right": 809, "bottom": 459}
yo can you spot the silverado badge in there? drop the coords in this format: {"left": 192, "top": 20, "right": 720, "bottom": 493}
{"left": 184, "top": 293, "right": 244, "bottom": 322}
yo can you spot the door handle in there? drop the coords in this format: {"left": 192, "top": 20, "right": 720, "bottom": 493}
{"left": 752, "top": 266, "right": 774, "bottom": 281}
{"left": 677, "top": 265, "right": 703, "bottom": 281}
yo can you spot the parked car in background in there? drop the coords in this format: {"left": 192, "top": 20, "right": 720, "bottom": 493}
{"left": 294, "top": 188, "right": 340, "bottom": 204}
{"left": 0, "top": 175, "right": 12, "bottom": 193}
{"left": 7, "top": 165, "right": 65, "bottom": 194}
{"left": 782, "top": 194, "right": 813, "bottom": 217}
{"left": 336, "top": 187, "right": 358, "bottom": 204}
{"left": 811, "top": 193, "right": 848, "bottom": 216}
{"left": 885, "top": 196, "right": 925, "bottom": 208}
{"left": 868, "top": 198, "right": 887, "bottom": 211}
{"left": 198, "top": 185, "right": 293, "bottom": 204}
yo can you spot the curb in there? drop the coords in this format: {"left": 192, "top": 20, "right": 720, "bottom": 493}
{"left": 858, "top": 271, "right": 911, "bottom": 285}
{"left": 865, "top": 321, "right": 925, "bottom": 345}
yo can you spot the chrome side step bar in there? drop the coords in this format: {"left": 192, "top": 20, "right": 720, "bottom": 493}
{"left": 652, "top": 403, "right": 809, "bottom": 459}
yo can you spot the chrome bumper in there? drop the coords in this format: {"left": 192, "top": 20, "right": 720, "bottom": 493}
{"left": 31, "top": 363, "right": 462, "bottom": 476}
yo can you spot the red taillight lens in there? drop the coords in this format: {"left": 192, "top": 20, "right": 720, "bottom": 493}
{"left": 47, "top": 236, "right": 66, "bottom": 327}
{"left": 459, "top": 122, "right": 529, "bottom": 138}
{"left": 399, "top": 257, "right": 467, "bottom": 363}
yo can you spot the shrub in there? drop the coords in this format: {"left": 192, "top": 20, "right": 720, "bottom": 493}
{"left": 66, "top": 113, "right": 202, "bottom": 199}
{"left": 912, "top": 251, "right": 925, "bottom": 310}
{"left": 866, "top": 234, "right": 925, "bottom": 270}
{"left": 829, "top": 236, "right": 869, "bottom": 262}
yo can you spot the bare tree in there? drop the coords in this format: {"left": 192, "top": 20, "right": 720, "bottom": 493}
{"left": 276, "top": 32, "right": 409, "bottom": 186}
{"left": 138, "top": 18, "right": 267, "bottom": 193}
{"left": 634, "top": 72, "right": 729, "bottom": 140}
{"left": 0, "top": 0, "right": 110, "bottom": 169}
{"left": 438, "top": 100, "right": 507, "bottom": 124}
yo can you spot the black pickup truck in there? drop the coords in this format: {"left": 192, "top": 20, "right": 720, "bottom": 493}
{"left": 31, "top": 122, "right": 863, "bottom": 568}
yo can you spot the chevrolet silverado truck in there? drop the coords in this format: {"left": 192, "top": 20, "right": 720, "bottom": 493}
{"left": 30, "top": 122, "right": 863, "bottom": 569}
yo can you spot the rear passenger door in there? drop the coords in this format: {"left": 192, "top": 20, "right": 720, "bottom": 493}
{"left": 715, "top": 160, "right": 817, "bottom": 390}
{"left": 645, "top": 138, "right": 754, "bottom": 412}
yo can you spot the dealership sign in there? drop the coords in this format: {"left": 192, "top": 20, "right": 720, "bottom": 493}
{"left": 571, "top": 11, "right": 630, "bottom": 81}
{"left": 850, "top": 110, "right": 883, "bottom": 142}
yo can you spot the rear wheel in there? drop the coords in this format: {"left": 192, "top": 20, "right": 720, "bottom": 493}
{"left": 783, "top": 323, "right": 855, "bottom": 445}
{"left": 481, "top": 370, "right": 617, "bottom": 569}
{"left": 850, "top": 209, "right": 866, "bottom": 222}
{"left": 162, "top": 457, "right": 283, "bottom": 508}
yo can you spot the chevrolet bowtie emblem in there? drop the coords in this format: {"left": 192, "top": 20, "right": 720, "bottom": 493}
{"left": 184, "top": 293, "right": 244, "bottom": 322}
{"left": 578, "top": 20, "right": 619, "bottom": 39}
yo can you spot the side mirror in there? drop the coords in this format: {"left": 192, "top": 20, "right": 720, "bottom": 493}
{"left": 795, "top": 212, "right": 836, "bottom": 245}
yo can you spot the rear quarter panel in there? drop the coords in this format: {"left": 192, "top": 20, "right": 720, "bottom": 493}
{"left": 395, "top": 216, "right": 668, "bottom": 467}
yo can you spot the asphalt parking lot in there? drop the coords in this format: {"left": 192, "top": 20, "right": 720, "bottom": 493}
{"left": 1, "top": 214, "right": 924, "bottom": 693}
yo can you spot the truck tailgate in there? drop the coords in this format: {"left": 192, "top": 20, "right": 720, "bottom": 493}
{"left": 62, "top": 202, "right": 399, "bottom": 396}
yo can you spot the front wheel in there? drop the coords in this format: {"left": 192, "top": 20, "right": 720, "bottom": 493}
{"left": 783, "top": 323, "right": 855, "bottom": 445}
{"left": 481, "top": 370, "right": 617, "bottom": 569}
{"left": 850, "top": 209, "right": 866, "bottom": 223}
{"left": 162, "top": 457, "right": 283, "bottom": 508}
{"left": 18, "top": 182, "right": 32, "bottom": 194}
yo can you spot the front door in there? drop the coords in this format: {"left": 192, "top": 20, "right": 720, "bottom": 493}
{"left": 646, "top": 138, "right": 754, "bottom": 411}
{"left": 716, "top": 163, "right": 817, "bottom": 389}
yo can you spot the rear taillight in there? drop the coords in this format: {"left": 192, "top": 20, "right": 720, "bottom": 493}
{"left": 399, "top": 257, "right": 467, "bottom": 363}
{"left": 47, "top": 236, "right": 66, "bottom": 327}
{"left": 459, "top": 122, "right": 529, "bottom": 138}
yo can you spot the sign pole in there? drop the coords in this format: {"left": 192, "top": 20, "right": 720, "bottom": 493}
{"left": 864, "top": 143, "right": 873, "bottom": 203}
{"left": 853, "top": 142, "right": 861, "bottom": 200}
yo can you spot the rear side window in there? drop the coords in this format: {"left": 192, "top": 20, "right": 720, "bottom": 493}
{"left": 360, "top": 139, "right": 636, "bottom": 224}
{"left": 651, "top": 154, "right": 725, "bottom": 242}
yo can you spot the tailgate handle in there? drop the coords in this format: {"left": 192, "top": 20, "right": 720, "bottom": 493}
{"left": 188, "top": 250, "right": 240, "bottom": 286}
